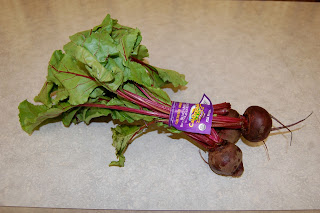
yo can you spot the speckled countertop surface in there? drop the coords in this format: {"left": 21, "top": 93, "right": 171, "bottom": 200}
{"left": 1, "top": 0, "right": 320, "bottom": 210}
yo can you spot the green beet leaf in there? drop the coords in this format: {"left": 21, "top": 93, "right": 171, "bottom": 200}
{"left": 63, "top": 42, "right": 114, "bottom": 84}
{"left": 110, "top": 125, "right": 141, "bottom": 167}
{"left": 92, "top": 14, "right": 114, "bottom": 34}
{"left": 81, "top": 30, "right": 118, "bottom": 64}
{"left": 153, "top": 65, "right": 188, "bottom": 88}
{"left": 117, "top": 28, "right": 141, "bottom": 64}
{"left": 89, "top": 87, "right": 105, "bottom": 99}
{"left": 34, "top": 82, "right": 54, "bottom": 107}
{"left": 70, "top": 17, "right": 118, "bottom": 65}
{"left": 111, "top": 21, "right": 139, "bottom": 43}
{"left": 69, "top": 14, "right": 113, "bottom": 47}
{"left": 62, "top": 107, "right": 81, "bottom": 127}
{"left": 82, "top": 107, "right": 112, "bottom": 125}
{"left": 18, "top": 100, "right": 73, "bottom": 134}
{"left": 132, "top": 45, "right": 149, "bottom": 60}
{"left": 48, "top": 51, "right": 101, "bottom": 105}
{"left": 124, "top": 61, "right": 152, "bottom": 87}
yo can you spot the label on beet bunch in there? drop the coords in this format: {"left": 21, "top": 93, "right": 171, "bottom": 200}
{"left": 169, "top": 94, "right": 213, "bottom": 134}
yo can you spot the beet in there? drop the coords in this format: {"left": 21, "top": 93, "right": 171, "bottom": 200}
{"left": 216, "top": 109, "right": 242, "bottom": 143}
{"left": 241, "top": 106, "right": 272, "bottom": 142}
{"left": 227, "top": 108, "right": 240, "bottom": 118}
{"left": 208, "top": 141, "right": 244, "bottom": 177}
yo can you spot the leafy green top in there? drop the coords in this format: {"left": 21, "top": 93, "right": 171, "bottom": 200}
{"left": 18, "top": 14, "right": 187, "bottom": 166}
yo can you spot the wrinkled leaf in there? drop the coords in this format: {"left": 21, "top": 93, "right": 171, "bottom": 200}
{"left": 18, "top": 100, "right": 72, "bottom": 134}
{"left": 62, "top": 107, "right": 81, "bottom": 127}
{"left": 110, "top": 125, "right": 141, "bottom": 167}
{"left": 117, "top": 28, "right": 141, "bottom": 63}
{"left": 48, "top": 52, "right": 100, "bottom": 105}
{"left": 63, "top": 42, "right": 114, "bottom": 84}
{"left": 34, "top": 82, "right": 54, "bottom": 107}
{"left": 132, "top": 45, "right": 149, "bottom": 60}
{"left": 70, "top": 14, "right": 113, "bottom": 47}
{"left": 103, "top": 58, "right": 124, "bottom": 91}
{"left": 111, "top": 22, "right": 136, "bottom": 42}
{"left": 109, "top": 154, "right": 125, "bottom": 167}
{"left": 89, "top": 87, "right": 105, "bottom": 99}
{"left": 83, "top": 107, "right": 112, "bottom": 124}
{"left": 92, "top": 14, "right": 114, "bottom": 34}
{"left": 153, "top": 65, "right": 188, "bottom": 87}
{"left": 81, "top": 31, "right": 118, "bottom": 64}
{"left": 124, "top": 61, "right": 152, "bottom": 87}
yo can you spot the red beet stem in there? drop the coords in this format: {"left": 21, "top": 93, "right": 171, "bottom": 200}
{"left": 116, "top": 90, "right": 153, "bottom": 110}
{"left": 212, "top": 102, "right": 231, "bottom": 110}
{"left": 211, "top": 115, "right": 244, "bottom": 128}
{"left": 134, "top": 83, "right": 154, "bottom": 100}
{"left": 144, "top": 86, "right": 172, "bottom": 108}
{"left": 188, "top": 132, "right": 218, "bottom": 147}
{"left": 208, "top": 128, "right": 223, "bottom": 143}
{"left": 129, "top": 120, "right": 158, "bottom": 142}
{"left": 78, "top": 103, "right": 169, "bottom": 119}
{"left": 213, "top": 108, "right": 229, "bottom": 115}
{"left": 122, "top": 89, "right": 171, "bottom": 114}
{"left": 211, "top": 123, "right": 243, "bottom": 128}
{"left": 212, "top": 115, "right": 244, "bottom": 123}
{"left": 130, "top": 57, "right": 154, "bottom": 70}
{"left": 161, "top": 120, "right": 217, "bottom": 148}
{"left": 185, "top": 133, "right": 215, "bottom": 150}
{"left": 157, "top": 116, "right": 229, "bottom": 152}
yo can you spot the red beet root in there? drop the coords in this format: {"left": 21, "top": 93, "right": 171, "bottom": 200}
{"left": 241, "top": 106, "right": 272, "bottom": 142}
{"left": 208, "top": 141, "right": 244, "bottom": 177}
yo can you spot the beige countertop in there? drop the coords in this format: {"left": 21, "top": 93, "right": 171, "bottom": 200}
{"left": 1, "top": 0, "right": 320, "bottom": 211}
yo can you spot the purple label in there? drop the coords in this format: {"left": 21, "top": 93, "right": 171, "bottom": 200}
{"left": 169, "top": 94, "right": 213, "bottom": 134}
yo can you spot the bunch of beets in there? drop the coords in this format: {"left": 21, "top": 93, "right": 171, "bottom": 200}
{"left": 18, "top": 14, "right": 308, "bottom": 177}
